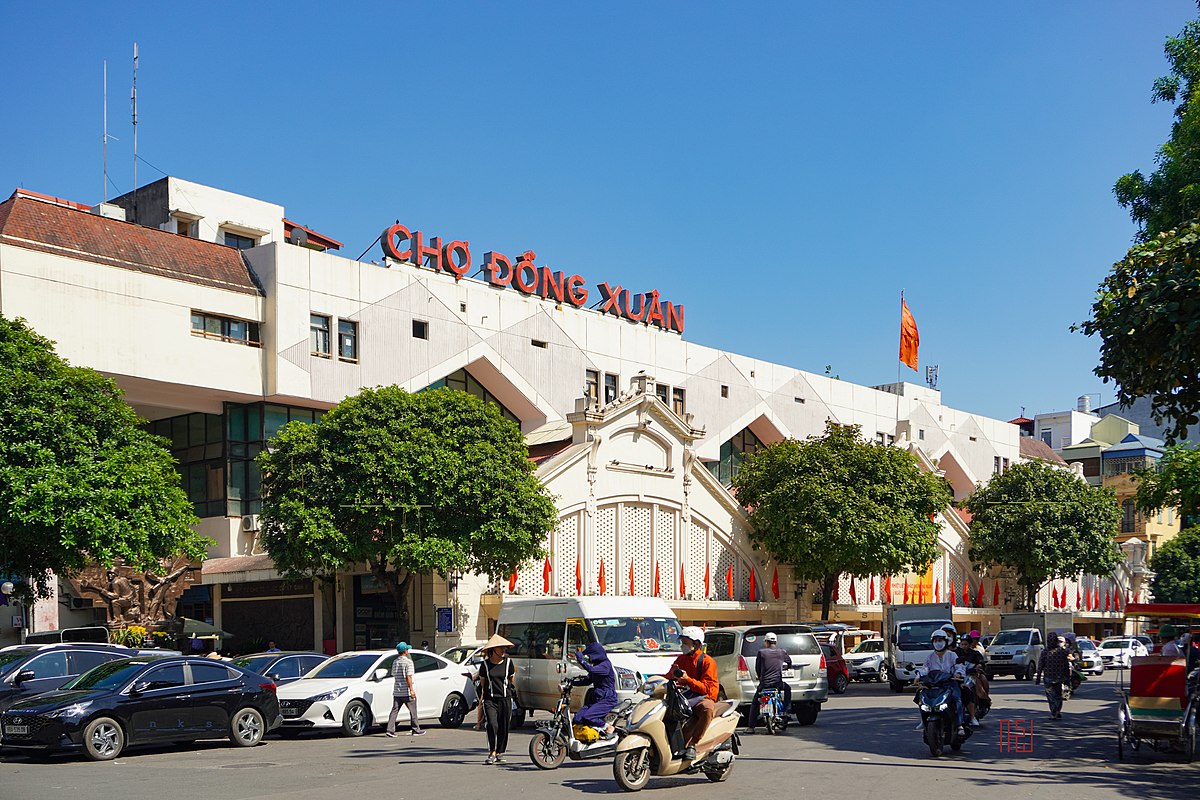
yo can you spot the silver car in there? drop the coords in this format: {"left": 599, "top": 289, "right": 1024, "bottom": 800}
{"left": 704, "top": 625, "right": 828, "bottom": 726}
{"left": 1098, "top": 637, "right": 1148, "bottom": 668}
{"left": 1075, "top": 638, "right": 1104, "bottom": 675}
{"left": 844, "top": 638, "right": 889, "bottom": 683}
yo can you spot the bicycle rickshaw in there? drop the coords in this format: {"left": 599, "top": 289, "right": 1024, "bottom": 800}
{"left": 1116, "top": 603, "right": 1200, "bottom": 761}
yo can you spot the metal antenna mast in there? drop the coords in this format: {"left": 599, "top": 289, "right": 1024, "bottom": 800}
{"left": 103, "top": 61, "right": 107, "bottom": 203}
{"left": 131, "top": 43, "right": 138, "bottom": 218}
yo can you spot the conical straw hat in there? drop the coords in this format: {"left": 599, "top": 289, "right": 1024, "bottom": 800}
{"left": 483, "top": 634, "right": 514, "bottom": 651}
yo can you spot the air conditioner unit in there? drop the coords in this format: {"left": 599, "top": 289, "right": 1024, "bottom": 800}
{"left": 241, "top": 514, "right": 261, "bottom": 533}
{"left": 70, "top": 597, "right": 93, "bottom": 610}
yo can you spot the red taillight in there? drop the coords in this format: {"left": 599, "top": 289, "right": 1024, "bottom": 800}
{"left": 736, "top": 655, "right": 750, "bottom": 681}
{"left": 259, "top": 682, "right": 277, "bottom": 694}
{"left": 819, "top": 655, "right": 827, "bottom": 670}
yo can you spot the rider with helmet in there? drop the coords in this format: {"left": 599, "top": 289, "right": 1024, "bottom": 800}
{"left": 919, "top": 628, "right": 967, "bottom": 736}
{"left": 951, "top": 626, "right": 985, "bottom": 726}
{"left": 746, "top": 631, "right": 793, "bottom": 733}
{"left": 663, "top": 625, "right": 720, "bottom": 762}
{"left": 572, "top": 642, "right": 618, "bottom": 738}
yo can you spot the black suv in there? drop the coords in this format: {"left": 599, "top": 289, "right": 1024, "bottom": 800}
{"left": 0, "top": 645, "right": 139, "bottom": 711}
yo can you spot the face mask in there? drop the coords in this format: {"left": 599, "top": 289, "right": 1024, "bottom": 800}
{"left": 680, "top": 641, "right": 695, "bottom": 654}
{"left": 933, "top": 641, "right": 946, "bottom": 652}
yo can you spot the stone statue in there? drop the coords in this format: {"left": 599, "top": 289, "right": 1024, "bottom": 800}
{"left": 81, "top": 569, "right": 141, "bottom": 626}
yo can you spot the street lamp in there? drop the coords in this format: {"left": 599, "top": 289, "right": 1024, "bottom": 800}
{"left": 0, "top": 581, "right": 13, "bottom": 596}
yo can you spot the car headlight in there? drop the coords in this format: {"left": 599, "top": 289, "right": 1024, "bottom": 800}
{"left": 45, "top": 702, "right": 92, "bottom": 720}
{"left": 616, "top": 667, "right": 641, "bottom": 692}
{"left": 309, "top": 687, "right": 348, "bottom": 702}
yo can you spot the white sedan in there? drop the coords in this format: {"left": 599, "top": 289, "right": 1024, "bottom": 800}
{"left": 276, "top": 649, "right": 477, "bottom": 736}
{"left": 1098, "top": 637, "right": 1149, "bottom": 668}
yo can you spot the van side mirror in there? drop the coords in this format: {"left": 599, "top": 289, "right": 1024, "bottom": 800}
{"left": 13, "top": 670, "right": 35, "bottom": 685}
{"left": 373, "top": 668, "right": 390, "bottom": 682}
{"left": 890, "top": 635, "right": 897, "bottom": 645}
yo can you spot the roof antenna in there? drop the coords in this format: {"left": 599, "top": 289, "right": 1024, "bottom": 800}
{"left": 131, "top": 42, "right": 138, "bottom": 220}
{"left": 103, "top": 60, "right": 108, "bottom": 203}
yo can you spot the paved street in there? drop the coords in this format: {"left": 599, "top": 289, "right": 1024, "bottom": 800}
{"left": 2, "top": 674, "right": 1190, "bottom": 800}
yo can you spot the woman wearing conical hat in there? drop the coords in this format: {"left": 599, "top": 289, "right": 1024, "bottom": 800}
{"left": 473, "top": 634, "right": 518, "bottom": 764}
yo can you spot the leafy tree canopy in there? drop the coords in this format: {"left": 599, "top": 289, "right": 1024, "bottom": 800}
{"left": 732, "top": 421, "right": 951, "bottom": 619}
{"left": 258, "top": 386, "right": 557, "bottom": 636}
{"left": 1083, "top": 11, "right": 1200, "bottom": 441}
{"left": 1149, "top": 526, "right": 1200, "bottom": 603}
{"left": 1134, "top": 443, "right": 1200, "bottom": 525}
{"left": 964, "top": 460, "right": 1122, "bottom": 610}
{"left": 0, "top": 316, "right": 206, "bottom": 598}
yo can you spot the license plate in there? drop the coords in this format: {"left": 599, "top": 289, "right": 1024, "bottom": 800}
{"left": 782, "top": 668, "right": 794, "bottom": 678}
{"left": 4, "top": 725, "right": 29, "bottom": 735}
{"left": 282, "top": 708, "right": 300, "bottom": 717}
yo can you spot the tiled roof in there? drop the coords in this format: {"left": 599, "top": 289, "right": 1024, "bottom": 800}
{"left": 1019, "top": 436, "right": 1068, "bottom": 465}
{"left": 1008, "top": 417, "right": 1033, "bottom": 425}
{"left": 0, "top": 193, "right": 262, "bottom": 295}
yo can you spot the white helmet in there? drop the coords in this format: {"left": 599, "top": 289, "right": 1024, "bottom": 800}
{"left": 940, "top": 624, "right": 958, "bottom": 643}
{"left": 680, "top": 626, "right": 705, "bottom": 645}
{"left": 764, "top": 632, "right": 778, "bottom": 643}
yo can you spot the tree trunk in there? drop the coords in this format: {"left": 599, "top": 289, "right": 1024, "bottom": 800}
{"left": 370, "top": 561, "right": 414, "bottom": 642}
{"left": 819, "top": 574, "right": 836, "bottom": 621}
{"left": 1019, "top": 581, "right": 1036, "bottom": 611}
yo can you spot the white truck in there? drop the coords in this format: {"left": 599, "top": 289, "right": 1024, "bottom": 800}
{"left": 985, "top": 611, "right": 1075, "bottom": 681}
{"left": 884, "top": 602, "right": 955, "bottom": 692}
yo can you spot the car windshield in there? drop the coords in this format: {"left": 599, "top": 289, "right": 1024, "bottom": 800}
{"left": 232, "top": 655, "right": 277, "bottom": 674}
{"left": 63, "top": 659, "right": 155, "bottom": 691}
{"left": 308, "top": 654, "right": 379, "bottom": 679}
{"left": 1077, "top": 640, "right": 1097, "bottom": 651}
{"left": 740, "top": 631, "right": 821, "bottom": 657}
{"left": 991, "top": 631, "right": 1032, "bottom": 646}
{"left": 850, "top": 640, "right": 884, "bottom": 654}
{"left": 0, "top": 649, "right": 36, "bottom": 676}
{"left": 896, "top": 622, "right": 949, "bottom": 651}
{"left": 590, "top": 618, "right": 682, "bottom": 653}
{"left": 1102, "top": 640, "right": 1132, "bottom": 649}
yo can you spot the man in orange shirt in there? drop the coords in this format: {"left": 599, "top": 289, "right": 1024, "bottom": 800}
{"left": 664, "top": 626, "right": 720, "bottom": 761}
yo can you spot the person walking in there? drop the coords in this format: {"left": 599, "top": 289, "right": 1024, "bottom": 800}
{"left": 386, "top": 642, "right": 425, "bottom": 737}
{"left": 474, "top": 634, "right": 518, "bottom": 764}
{"left": 1035, "top": 633, "right": 1070, "bottom": 720}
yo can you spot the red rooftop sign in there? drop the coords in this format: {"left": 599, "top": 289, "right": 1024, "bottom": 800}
{"left": 381, "top": 223, "right": 684, "bottom": 334}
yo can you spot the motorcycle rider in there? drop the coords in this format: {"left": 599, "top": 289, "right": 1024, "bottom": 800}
{"left": 952, "top": 626, "right": 985, "bottom": 727}
{"left": 663, "top": 626, "right": 720, "bottom": 763}
{"left": 746, "top": 631, "right": 793, "bottom": 733}
{"left": 572, "top": 642, "right": 618, "bottom": 738}
{"left": 1062, "top": 631, "right": 1085, "bottom": 695}
{"left": 918, "top": 628, "right": 967, "bottom": 737}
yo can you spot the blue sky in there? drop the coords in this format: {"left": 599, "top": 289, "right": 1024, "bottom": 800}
{"left": 2, "top": 2, "right": 1195, "bottom": 423}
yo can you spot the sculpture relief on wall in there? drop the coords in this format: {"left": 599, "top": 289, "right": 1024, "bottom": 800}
{"left": 70, "top": 556, "right": 197, "bottom": 628}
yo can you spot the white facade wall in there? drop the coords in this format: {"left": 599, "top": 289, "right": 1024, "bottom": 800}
{"left": 1034, "top": 410, "right": 1098, "bottom": 452}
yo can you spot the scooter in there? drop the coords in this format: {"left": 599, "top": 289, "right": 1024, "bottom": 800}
{"left": 611, "top": 676, "right": 740, "bottom": 791}
{"left": 756, "top": 688, "right": 789, "bottom": 735}
{"left": 914, "top": 669, "right": 972, "bottom": 757}
{"left": 529, "top": 676, "right": 636, "bottom": 769}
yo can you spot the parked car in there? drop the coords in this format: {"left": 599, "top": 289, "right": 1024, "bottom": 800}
{"left": 704, "top": 624, "right": 827, "bottom": 725}
{"left": 1133, "top": 634, "right": 1154, "bottom": 651}
{"left": 230, "top": 652, "right": 328, "bottom": 686}
{"left": 820, "top": 644, "right": 850, "bottom": 694}
{"left": 440, "top": 643, "right": 485, "bottom": 665}
{"left": 1098, "top": 637, "right": 1149, "bottom": 668}
{"left": 1075, "top": 638, "right": 1104, "bottom": 675}
{"left": 0, "top": 644, "right": 153, "bottom": 712}
{"left": 0, "top": 655, "right": 281, "bottom": 760}
{"left": 275, "top": 649, "right": 476, "bottom": 736}
{"left": 844, "top": 638, "right": 888, "bottom": 683}
{"left": 979, "top": 635, "right": 994, "bottom": 649}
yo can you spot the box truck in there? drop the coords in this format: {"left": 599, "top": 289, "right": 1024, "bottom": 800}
{"left": 985, "top": 611, "right": 1075, "bottom": 680}
{"left": 883, "top": 602, "right": 955, "bottom": 692}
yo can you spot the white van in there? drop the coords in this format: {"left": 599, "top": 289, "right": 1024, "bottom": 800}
{"left": 496, "top": 596, "right": 684, "bottom": 717}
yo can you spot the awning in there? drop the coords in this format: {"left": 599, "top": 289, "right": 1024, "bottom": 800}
{"left": 200, "top": 554, "right": 284, "bottom": 585}
{"left": 180, "top": 618, "right": 233, "bottom": 638}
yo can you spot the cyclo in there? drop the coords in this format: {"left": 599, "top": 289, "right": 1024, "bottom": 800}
{"left": 529, "top": 674, "right": 636, "bottom": 769}
{"left": 1116, "top": 602, "right": 1200, "bottom": 762}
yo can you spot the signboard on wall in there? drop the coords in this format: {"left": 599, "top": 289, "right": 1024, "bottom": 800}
{"left": 436, "top": 607, "right": 453, "bottom": 633}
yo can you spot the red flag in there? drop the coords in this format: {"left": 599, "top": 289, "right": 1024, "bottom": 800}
{"left": 949, "top": 579, "right": 956, "bottom": 606}
{"left": 705, "top": 563, "right": 711, "bottom": 598}
{"left": 726, "top": 566, "right": 734, "bottom": 600}
{"left": 1114, "top": 589, "right": 1122, "bottom": 612}
{"left": 576, "top": 556, "right": 582, "bottom": 595}
{"left": 749, "top": 568, "right": 757, "bottom": 602}
{"left": 917, "top": 580, "right": 924, "bottom": 604}
{"left": 870, "top": 577, "right": 876, "bottom": 603}
{"left": 508, "top": 570, "right": 518, "bottom": 592}
{"left": 654, "top": 562, "right": 661, "bottom": 597}
{"left": 1093, "top": 585, "right": 1100, "bottom": 611}
{"left": 934, "top": 580, "right": 940, "bottom": 603}
{"left": 1104, "top": 588, "right": 1111, "bottom": 611}
{"left": 833, "top": 577, "right": 840, "bottom": 603}
{"left": 962, "top": 580, "right": 970, "bottom": 606}
{"left": 849, "top": 578, "right": 858, "bottom": 604}
{"left": 772, "top": 567, "right": 780, "bottom": 600}
{"left": 629, "top": 559, "right": 635, "bottom": 596}
{"left": 1076, "top": 584, "right": 1082, "bottom": 610}
{"left": 975, "top": 581, "right": 986, "bottom": 608}
{"left": 543, "top": 557, "right": 552, "bottom": 594}
{"left": 679, "top": 563, "right": 686, "bottom": 598}
{"left": 903, "top": 577, "right": 910, "bottom": 604}
{"left": 882, "top": 576, "right": 892, "bottom": 602}
{"left": 992, "top": 581, "right": 1000, "bottom": 607}
{"left": 598, "top": 560, "right": 607, "bottom": 595}
{"left": 1051, "top": 585, "right": 1059, "bottom": 609}
{"left": 899, "top": 295, "right": 920, "bottom": 371}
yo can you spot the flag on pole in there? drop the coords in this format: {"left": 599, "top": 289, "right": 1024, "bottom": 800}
{"left": 749, "top": 568, "right": 757, "bottom": 602}
{"left": 705, "top": 563, "right": 711, "bottom": 598}
{"left": 726, "top": 566, "right": 734, "bottom": 600}
{"left": 992, "top": 581, "right": 1000, "bottom": 607}
{"left": 882, "top": 576, "right": 892, "bottom": 603}
{"left": 903, "top": 577, "right": 910, "bottom": 604}
{"left": 508, "top": 570, "right": 518, "bottom": 592}
{"left": 975, "top": 581, "right": 986, "bottom": 608}
{"left": 949, "top": 579, "right": 956, "bottom": 606}
{"left": 629, "top": 559, "right": 635, "bottom": 596}
{"left": 962, "top": 580, "right": 970, "bottom": 607}
{"left": 679, "top": 563, "right": 686, "bottom": 598}
{"left": 1093, "top": 585, "right": 1100, "bottom": 611}
{"left": 772, "top": 567, "right": 780, "bottom": 600}
{"left": 934, "top": 580, "right": 940, "bottom": 603}
{"left": 899, "top": 294, "right": 920, "bottom": 371}
{"left": 653, "top": 562, "right": 661, "bottom": 597}
{"left": 543, "top": 557, "right": 552, "bottom": 594}
{"left": 849, "top": 578, "right": 858, "bottom": 604}
{"left": 576, "top": 556, "right": 582, "bottom": 595}
{"left": 1104, "top": 588, "right": 1111, "bottom": 611}
{"left": 598, "top": 560, "right": 607, "bottom": 595}
{"left": 870, "top": 577, "right": 876, "bottom": 603}
{"left": 1076, "top": 584, "right": 1082, "bottom": 610}
{"left": 1051, "top": 585, "right": 1059, "bottom": 609}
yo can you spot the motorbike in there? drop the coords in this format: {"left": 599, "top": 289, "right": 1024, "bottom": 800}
{"left": 756, "top": 688, "right": 788, "bottom": 735}
{"left": 529, "top": 676, "right": 636, "bottom": 769}
{"left": 612, "top": 676, "right": 740, "bottom": 791}
{"left": 913, "top": 669, "right": 972, "bottom": 757}
{"left": 966, "top": 665, "right": 990, "bottom": 719}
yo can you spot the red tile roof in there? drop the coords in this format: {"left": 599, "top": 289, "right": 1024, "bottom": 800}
{"left": 1008, "top": 417, "right": 1034, "bottom": 425}
{"left": 1019, "top": 436, "right": 1067, "bottom": 465}
{"left": 0, "top": 193, "right": 262, "bottom": 295}
{"left": 952, "top": 507, "right": 973, "bottom": 525}
{"left": 284, "top": 219, "right": 343, "bottom": 250}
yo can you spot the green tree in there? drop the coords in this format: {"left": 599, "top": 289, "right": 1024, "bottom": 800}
{"left": 1083, "top": 11, "right": 1200, "bottom": 441}
{"left": 0, "top": 316, "right": 207, "bottom": 598}
{"left": 1148, "top": 526, "right": 1200, "bottom": 603}
{"left": 963, "top": 460, "right": 1122, "bottom": 610}
{"left": 258, "top": 386, "right": 557, "bottom": 638}
{"left": 732, "top": 422, "right": 951, "bottom": 620}
{"left": 1134, "top": 443, "right": 1200, "bottom": 527}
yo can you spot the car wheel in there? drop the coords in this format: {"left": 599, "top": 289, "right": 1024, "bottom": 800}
{"left": 877, "top": 663, "right": 889, "bottom": 684}
{"left": 794, "top": 702, "right": 819, "bottom": 726}
{"left": 82, "top": 716, "right": 125, "bottom": 761}
{"left": 342, "top": 699, "right": 370, "bottom": 737}
{"left": 440, "top": 693, "right": 467, "bottom": 728}
{"left": 832, "top": 674, "right": 849, "bottom": 695}
{"left": 230, "top": 707, "right": 266, "bottom": 747}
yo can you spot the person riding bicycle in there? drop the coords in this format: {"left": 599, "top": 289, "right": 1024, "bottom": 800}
{"left": 918, "top": 628, "right": 967, "bottom": 737}
{"left": 746, "top": 631, "right": 793, "bottom": 733}
{"left": 571, "top": 642, "right": 618, "bottom": 738}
